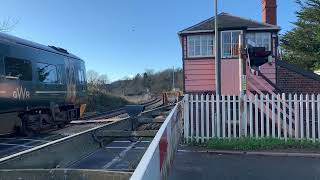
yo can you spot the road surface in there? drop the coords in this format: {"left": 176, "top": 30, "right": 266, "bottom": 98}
{"left": 169, "top": 146, "right": 320, "bottom": 180}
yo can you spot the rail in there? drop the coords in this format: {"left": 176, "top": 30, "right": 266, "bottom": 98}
{"left": 131, "top": 102, "right": 183, "bottom": 180}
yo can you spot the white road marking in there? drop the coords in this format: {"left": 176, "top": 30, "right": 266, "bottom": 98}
{"left": 102, "top": 141, "right": 139, "bottom": 169}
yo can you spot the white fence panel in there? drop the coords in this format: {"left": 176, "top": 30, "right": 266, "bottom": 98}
{"left": 183, "top": 93, "right": 320, "bottom": 143}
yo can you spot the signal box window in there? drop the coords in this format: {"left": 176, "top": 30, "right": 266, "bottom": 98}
{"left": 37, "top": 63, "right": 59, "bottom": 83}
{"left": 221, "top": 31, "right": 241, "bottom": 58}
{"left": 4, "top": 57, "right": 32, "bottom": 81}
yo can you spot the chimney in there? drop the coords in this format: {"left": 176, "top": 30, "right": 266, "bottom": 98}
{"left": 262, "top": 0, "right": 277, "bottom": 25}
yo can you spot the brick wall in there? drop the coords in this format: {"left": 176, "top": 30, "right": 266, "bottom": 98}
{"left": 277, "top": 61, "right": 320, "bottom": 94}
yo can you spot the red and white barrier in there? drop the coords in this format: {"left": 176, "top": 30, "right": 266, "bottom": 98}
{"left": 131, "top": 103, "right": 182, "bottom": 180}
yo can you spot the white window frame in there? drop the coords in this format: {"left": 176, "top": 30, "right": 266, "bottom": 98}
{"left": 187, "top": 35, "right": 214, "bottom": 58}
{"left": 221, "top": 30, "right": 242, "bottom": 59}
{"left": 246, "top": 32, "right": 271, "bottom": 51}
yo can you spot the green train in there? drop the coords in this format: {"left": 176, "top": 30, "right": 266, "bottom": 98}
{"left": 0, "top": 32, "right": 87, "bottom": 135}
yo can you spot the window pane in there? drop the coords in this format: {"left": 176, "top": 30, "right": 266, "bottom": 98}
{"left": 188, "top": 39, "right": 195, "bottom": 57}
{"left": 201, "top": 38, "right": 208, "bottom": 56}
{"left": 194, "top": 37, "right": 201, "bottom": 56}
{"left": 246, "top": 33, "right": 256, "bottom": 46}
{"left": 187, "top": 35, "right": 214, "bottom": 57}
{"left": 232, "top": 32, "right": 240, "bottom": 56}
{"left": 4, "top": 57, "right": 32, "bottom": 81}
{"left": 222, "top": 32, "right": 231, "bottom": 57}
{"left": 37, "top": 63, "right": 58, "bottom": 83}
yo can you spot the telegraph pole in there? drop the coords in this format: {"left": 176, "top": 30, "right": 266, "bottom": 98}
{"left": 215, "top": 0, "right": 221, "bottom": 95}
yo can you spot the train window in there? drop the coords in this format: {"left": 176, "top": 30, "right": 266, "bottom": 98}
{"left": 37, "top": 63, "right": 59, "bottom": 83}
{"left": 78, "top": 69, "right": 86, "bottom": 84}
{"left": 4, "top": 57, "right": 32, "bottom": 81}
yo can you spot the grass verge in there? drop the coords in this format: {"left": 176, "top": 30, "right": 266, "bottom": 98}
{"left": 203, "top": 138, "right": 320, "bottom": 151}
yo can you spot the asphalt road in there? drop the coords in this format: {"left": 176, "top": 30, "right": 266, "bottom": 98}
{"left": 168, "top": 147, "right": 320, "bottom": 180}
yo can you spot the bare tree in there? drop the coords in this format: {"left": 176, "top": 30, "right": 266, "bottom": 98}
{"left": 0, "top": 17, "right": 19, "bottom": 32}
{"left": 87, "top": 70, "right": 99, "bottom": 84}
{"left": 98, "top": 74, "right": 110, "bottom": 84}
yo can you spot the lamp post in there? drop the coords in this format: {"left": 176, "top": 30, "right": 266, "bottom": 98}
{"left": 215, "top": 0, "right": 221, "bottom": 95}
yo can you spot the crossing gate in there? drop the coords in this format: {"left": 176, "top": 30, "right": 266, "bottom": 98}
{"left": 131, "top": 102, "right": 183, "bottom": 180}
{"left": 183, "top": 93, "right": 320, "bottom": 143}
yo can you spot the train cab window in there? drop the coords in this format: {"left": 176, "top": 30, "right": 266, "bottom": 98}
{"left": 4, "top": 57, "right": 32, "bottom": 81}
{"left": 37, "top": 63, "right": 59, "bottom": 83}
{"left": 78, "top": 69, "right": 86, "bottom": 84}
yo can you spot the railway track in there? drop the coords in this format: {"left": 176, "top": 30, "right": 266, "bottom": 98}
{"left": 80, "top": 97, "right": 162, "bottom": 121}
{"left": 0, "top": 104, "right": 175, "bottom": 180}
{"left": 0, "top": 97, "right": 163, "bottom": 160}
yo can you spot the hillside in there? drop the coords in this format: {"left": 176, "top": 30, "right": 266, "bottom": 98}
{"left": 107, "top": 68, "right": 183, "bottom": 96}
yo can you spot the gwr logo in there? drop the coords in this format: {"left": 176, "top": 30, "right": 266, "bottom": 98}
{"left": 13, "top": 86, "right": 30, "bottom": 100}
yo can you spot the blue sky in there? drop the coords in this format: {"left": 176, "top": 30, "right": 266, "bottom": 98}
{"left": 0, "top": 0, "right": 298, "bottom": 81}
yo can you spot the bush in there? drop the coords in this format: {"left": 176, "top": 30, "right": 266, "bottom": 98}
{"left": 86, "top": 89, "right": 129, "bottom": 113}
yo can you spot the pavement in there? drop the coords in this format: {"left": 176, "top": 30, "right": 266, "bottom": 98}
{"left": 168, "top": 145, "right": 320, "bottom": 180}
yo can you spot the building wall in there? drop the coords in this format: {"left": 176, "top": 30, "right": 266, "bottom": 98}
{"left": 181, "top": 34, "right": 277, "bottom": 95}
{"left": 277, "top": 61, "right": 320, "bottom": 94}
{"left": 184, "top": 58, "right": 240, "bottom": 95}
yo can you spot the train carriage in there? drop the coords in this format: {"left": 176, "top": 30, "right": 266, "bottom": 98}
{"left": 0, "top": 32, "right": 87, "bottom": 135}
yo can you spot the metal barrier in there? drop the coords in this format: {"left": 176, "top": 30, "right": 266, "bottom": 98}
{"left": 130, "top": 102, "right": 182, "bottom": 180}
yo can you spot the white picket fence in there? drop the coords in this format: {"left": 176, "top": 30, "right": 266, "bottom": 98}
{"left": 183, "top": 93, "right": 320, "bottom": 143}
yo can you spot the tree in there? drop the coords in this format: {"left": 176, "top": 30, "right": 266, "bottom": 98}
{"left": 86, "top": 70, "right": 99, "bottom": 84}
{"left": 281, "top": 0, "right": 320, "bottom": 71}
{"left": 98, "top": 74, "right": 110, "bottom": 84}
{"left": 0, "top": 18, "right": 19, "bottom": 32}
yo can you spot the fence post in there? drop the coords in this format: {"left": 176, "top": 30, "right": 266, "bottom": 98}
{"left": 200, "top": 94, "right": 204, "bottom": 143}
{"left": 312, "top": 94, "right": 316, "bottom": 143}
{"left": 294, "top": 94, "right": 298, "bottom": 139}
{"left": 227, "top": 95, "right": 231, "bottom": 139}
{"left": 277, "top": 94, "right": 281, "bottom": 139}
{"left": 244, "top": 94, "right": 248, "bottom": 137}
{"left": 233, "top": 95, "right": 237, "bottom": 138}
{"left": 206, "top": 94, "right": 210, "bottom": 140}
{"left": 255, "top": 94, "right": 259, "bottom": 138}
{"left": 300, "top": 94, "right": 304, "bottom": 140}
{"left": 260, "top": 94, "right": 265, "bottom": 138}
{"left": 222, "top": 95, "right": 226, "bottom": 138}
{"left": 249, "top": 95, "right": 253, "bottom": 137}
{"left": 289, "top": 94, "right": 293, "bottom": 138}
{"left": 271, "top": 94, "right": 275, "bottom": 138}
{"left": 184, "top": 94, "right": 189, "bottom": 142}
{"left": 190, "top": 95, "right": 194, "bottom": 142}
{"left": 306, "top": 94, "right": 310, "bottom": 140}
{"left": 282, "top": 93, "right": 287, "bottom": 142}
{"left": 266, "top": 94, "right": 270, "bottom": 137}
{"left": 211, "top": 95, "right": 215, "bottom": 138}
{"left": 216, "top": 94, "right": 221, "bottom": 138}
{"left": 318, "top": 95, "right": 320, "bottom": 142}
{"left": 195, "top": 95, "right": 199, "bottom": 143}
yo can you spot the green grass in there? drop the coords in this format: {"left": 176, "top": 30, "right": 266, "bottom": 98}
{"left": 86, "top": 89, "right": 129, "bottom": 113}
{"left": 203, "top": 138, "right": 320, "bottom": 151}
